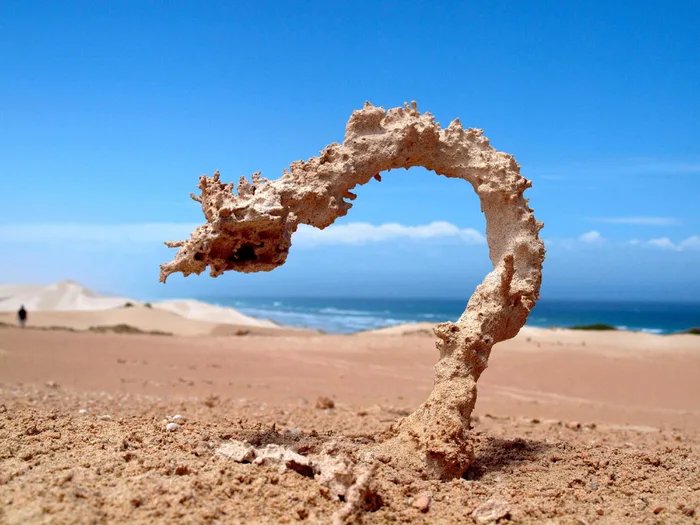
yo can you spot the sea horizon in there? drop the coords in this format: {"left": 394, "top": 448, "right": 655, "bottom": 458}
{"left": 191, "top": 296, "right": 700, "bottom": 335}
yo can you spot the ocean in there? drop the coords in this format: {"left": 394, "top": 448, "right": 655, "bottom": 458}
{"left": 197, "top": 296, "right": 700, "bottom": 335}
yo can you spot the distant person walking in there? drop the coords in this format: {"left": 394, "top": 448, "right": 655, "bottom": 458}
{"left": 17, "top": 305, "right": 27, "bottom": 328}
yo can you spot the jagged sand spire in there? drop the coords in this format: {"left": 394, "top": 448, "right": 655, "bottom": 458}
{"left": 161, "top": 102, "right": 545, "bottom": 479}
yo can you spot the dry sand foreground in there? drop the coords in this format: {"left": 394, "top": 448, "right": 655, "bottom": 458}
{"left": 1, "top": 324, "right": 699, "bottom": 524}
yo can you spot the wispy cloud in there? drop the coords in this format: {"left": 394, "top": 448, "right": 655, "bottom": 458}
{"left": 0, "top": 223, "right": 199, "bottom": 244}
{"left": 625, "top": 160, "right": 700, "bottom": 175}
{"left": 578, "top": 230, "right": 605, "bottom": 244}
{"left": 648, "top": 238, "right": 677, "bottom": 250}
{"left": 532, "top": 158, "right": 700, "bottom": 180}
{"left": 681, "top": 236, "right": 700, "bottom": 251}
{"left": 3, "top": 222, "right": 698, "bottom": 255}
{"left": 591, "top": 216, "right": 680, "bottom": 226}
{"left": 548, "top": 230, "right": 700, "bottom": 253}
{"left": 294, "top": 221, "right": 486, "bottom": 247}
{"left": 629, "top": 236, "right": 700, "bottom": 252}
{"left": 0, "top": 221, "right": 486, "bottom": 248}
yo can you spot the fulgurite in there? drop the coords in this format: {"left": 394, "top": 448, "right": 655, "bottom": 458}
{"left": 161, "top": 102, "right": 545, "bottom": 480}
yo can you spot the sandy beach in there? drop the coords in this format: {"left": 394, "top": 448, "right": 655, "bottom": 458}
{"left": 1, "top": 284, "right": 699, "bottom": 523}
{"left": 4, "top": 2, "right": 699, "bottom": 522}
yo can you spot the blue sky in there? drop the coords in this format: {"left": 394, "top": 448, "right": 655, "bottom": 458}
{"left": 1, "top": 1, "right": 698, "bottom": 301}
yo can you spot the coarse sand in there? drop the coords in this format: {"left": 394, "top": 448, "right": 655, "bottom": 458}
{"left": 1, "top": 325, "right": 699, "bottom": 523}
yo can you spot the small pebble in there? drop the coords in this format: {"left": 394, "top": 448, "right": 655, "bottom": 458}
{"left": 472, "top": 498, "right": 510, "bottom": 524}
{"left": 170, "top": 414, "right": 186, "bottom": 423}
{"left": 412, "top": 494, "right": 431, "bottom": 513}
{"left": 216, "top": 440, "right": 255, "bottom": 462}
{"left": 315, "top": 396, "right": 335, "bottom": 410}
{"left": 78, "top": 408, "right": 89, "bottom": 415}
{"left": 165, "top": 422, "right": 180, "bottom": 432}
{"left": 97, "top": 414, "right": 112, "bottom": 421}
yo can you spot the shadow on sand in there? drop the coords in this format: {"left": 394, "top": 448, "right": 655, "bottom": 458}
{"left": 463, "top": 436, "right": 551, "bottom": 480}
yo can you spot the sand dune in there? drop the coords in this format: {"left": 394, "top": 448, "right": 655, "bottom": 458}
{"left": 359, "top": 321, "right": 437, "bottom": 336}
{"left": 0, "top": 305, "right": 213, "bottom": 336}
{"left": 0, "top": 281, "right": 283, "bottom": 335}
{"left": 0, "top": 305, "right": 303, "bottom": 337}
{"left": 152, "top": 298, "right": 278, "bottom": 328}
{"left": 0, "top": 280, "right": 133, "bottom": 312}
{"left": 362, "top": 322, "right": 700, "bottom": 355}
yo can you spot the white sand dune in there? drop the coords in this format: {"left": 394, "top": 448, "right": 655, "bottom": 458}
{"left": 153, "top": 299, "right": 278, "bottom": 328}
{"left": 0, "top": 280, "right": 133, "bottom": 312}
{"left": 0, "top": 281, "right": 282, "bottom": 334}
{"left": 357, "top": 322, "right": 436, "bottom": 336}
{"left": 360, "top": 322, "right": 699, "bottom": 355}
{"left": 0, "top": 306, "right": 210, "bottom": 336}
{"left": 0, "top": 283, "right": 45, "bottom": 299}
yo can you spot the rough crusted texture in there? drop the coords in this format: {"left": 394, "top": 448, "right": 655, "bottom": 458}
{"left": 214, "top": 440, "right": 381, "bottom": 524}
{"left": 161, "top": 103, "right": 545, "bottom": 479}
{"left": 2, "top": 385, "right": 699, "bottom": 525}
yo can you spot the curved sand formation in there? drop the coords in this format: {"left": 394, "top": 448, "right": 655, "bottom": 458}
{"left": 161, "top": 103, "right": 545, "bottom": 481}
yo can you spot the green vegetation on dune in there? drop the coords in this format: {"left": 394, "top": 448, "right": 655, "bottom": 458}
{"left": 89, "top": 324, "right": 171, "bottom": 336}
{"left": 569, "top": 323, "right": 618, "bottom": 331}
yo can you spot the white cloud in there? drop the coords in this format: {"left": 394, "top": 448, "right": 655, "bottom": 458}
{"left": 0, "top": 223, "right": 199, "bottom": 244}
{"left": 679, "top": 236, "right": 700, "bottom": 250}
{"left": 552, "top": 230, "right": 700, "bottom": 253}
{"left": 591, "top": 216, "right": 680, "bottom": 226}
{"left": 647, "top": 237, "right": 676, "bottom": 250}
{"left": 578, "top": 230, "right": 604, "bottom": 244}
{"left": 627, "top": 161, "right": 700, "bottom": 175}
{"left": 629, "top": 235, "right": 700, "bottom": 252}
{"left": 294, "top": 221, "right": 485, "bottom": 247}
{"left": 532, "top": 158, "right": 700, "bottom": 179}
{"left": 4, "top": 222, "right": 697, "bottom": 256}
{"left": 0, "top": 221, "right": 486, "bottom": 248}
